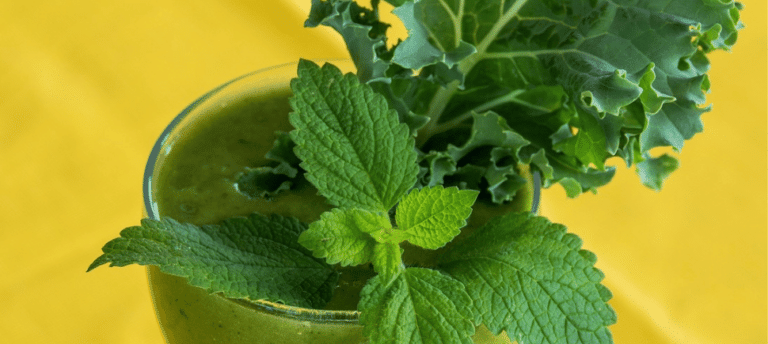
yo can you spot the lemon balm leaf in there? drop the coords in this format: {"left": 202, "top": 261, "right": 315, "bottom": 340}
{"left": 396, "top": 186, "right": 479, "bottom": 250}
{"left": 359, "top": 267, "right": 475, "bottom": 344}
{"left": 289, "top": 60, "right": 419, "bottom": 212}
{"left": 298, "top": 207, "right": 389, "bottom": 267}
{"left": 87, "top": 214, "right": 338, "bottom": 309}
{"left": 439, "top": 212, "right": 616, "bottom": 344}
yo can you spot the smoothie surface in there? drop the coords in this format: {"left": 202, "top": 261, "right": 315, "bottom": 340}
{"left": 153, "top": 88, "right": 330, "bottom": 227}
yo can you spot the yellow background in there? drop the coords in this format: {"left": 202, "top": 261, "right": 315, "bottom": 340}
{"left": 1, "top": 0, "right": 765, "bottom": 343}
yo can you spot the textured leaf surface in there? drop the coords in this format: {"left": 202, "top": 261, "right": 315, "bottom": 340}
{"left": 289, "top": 60, "right": 419, "bottom": 211}
{"left": 237, "top": 132, "right": 300, "bottom": 199}
{"left": 391, "top": 0, "right": 475, "bottom": 70}
{"left": 236, "top": 165, "right": 295, "bottom": 199}
{"left": 359, "top": 267, "right": 475, "bottom": 344}
{"left": 88, "top": 214, "right": 337, "bottom": 309}
{"left": 324, "top": 0, "right": 741, "bottom": 198}
{"left": 636, "top": 153, "right": 680, "bottom": 191}
{"left": 298, "top": 207, "right": 389, "bottom": 267}
{"left": 306, "top": 0, "right": 390, "bottom": 82}
{"left": 396, "top": 186, "right": 479, "bottom": 249}
{"left": 417, "top": 111, "right": 534, "bottom": 203}
{"left": 372, "top": 242, "right": 404, "bottom": 281}
{"left": 439, "top": 212, "right": 616, "bottom": 344}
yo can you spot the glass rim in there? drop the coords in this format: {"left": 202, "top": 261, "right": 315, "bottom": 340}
{"left": 142, "top": 59, "right": 540, "bottom": 323}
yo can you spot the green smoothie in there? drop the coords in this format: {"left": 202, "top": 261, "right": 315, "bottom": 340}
{"left": 147, "top": 81, "right": 528, "bottom": 343}
{"left": 151, "top": 86, "right": 377, "bottom": 311}
{"left": 154, "top": 87, "right": 330, "bottom": 227}
{"left": 147, "top": 85, "right": 370, "bottom": 343}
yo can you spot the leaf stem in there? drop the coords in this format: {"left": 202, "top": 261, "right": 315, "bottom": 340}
{"left": 415, "top": 0, "right": 530, "bottom": 147}
{"left": 474, "top": 0, "right": 529, "bottom": 56}
{"left": 426, "top": 89, "right": 526, "bottom": 137}
{"left": 416, "top": 80, "right": 461, "bottom": 147}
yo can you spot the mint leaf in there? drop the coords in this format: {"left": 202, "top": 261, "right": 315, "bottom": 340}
{"left": 396, "top": 186, "right": 478, "bottom": 250}
{"left": 289, "top": 60, "right": 419, "bottom": 212}
{"left": 298, "top": 207, "right": 389, "bottom": 267}
{"left": 439, "top": 212, "right": 616, "bottom": 344}
{"left": 359, "top": 267, "right": 475, "bottom": 344}
{"left": 88, "top": 214, "right": 338, "bottom": 309}
{"left": 369, "top": 227, "right": 410, "bottom": 245}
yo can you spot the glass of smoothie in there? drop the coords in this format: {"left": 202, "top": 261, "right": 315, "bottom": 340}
{"left": 143, "top": 60, "right": 540, "bottom": 344}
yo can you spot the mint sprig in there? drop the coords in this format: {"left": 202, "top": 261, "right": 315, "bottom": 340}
{"left": 439, "top": 212, "right": 616, "bottom": 344}
{"left": 359, "top": 268, "right": 476, "bottom": 344}
{"left": 285, "top": 58, "right": 618, "bottom": 344}
{"left": 289, "top": 61, "right": 480, "bottom": 260}
{"left": 88, "top": 213, "right": 338, "bottom": 309}
{"left": 289, "top": 59, "right": 419, "bottom": 212}
{"left": 290, "top": 60, "right": 481, "bottom": 343}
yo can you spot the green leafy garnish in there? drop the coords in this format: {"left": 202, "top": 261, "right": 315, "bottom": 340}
{"left": 421, "top": 111, "right": 531, "bottom": 203}
{"left": 289, "top": 59, "right": 480, "bottom": 258}
{"left": 236, "top": 131, "right": 301, "bottom": 199}
{"left": 89, "top": 1, "right": 743, "bottom": 344}
{"left": 289, "top": 59, "right": 419, "bottom": 212}
{"left": 290, "top": 60, "right": 481, "bottom": 342}
{"left": 636, "top": 153, "right": 680, "bottom": 191}
{"left": 298, "top": 207, "right": 387, "bottom": 266}
{"left": 359, "top": 268, "right": 476, "bottom": 344}
{"left": 309, "top": 0, "right": 743, "bottom": 199}
{"left": 396, "top": 186, "right": 479, "bottom": 249}
{"left": 88, "top": 214, "right": 337, "bottom": 309}
{"left": 439, "top": 212, "right": 616, "bottom": 344}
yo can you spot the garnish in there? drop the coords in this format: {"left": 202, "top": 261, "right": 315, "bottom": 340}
{"left": 289, "top": 60, "right": 611, "bottom": 343}
{"left": 302, "top": 0, "right": 743, "bottom": 198}
{"left": 88, "top": 1, "right": 743, "bottom": 343}
{"left": 359, "top": 268, "right": 475, "bottom": 344}
{"left": 288, "top": 59, "right": 419, "bottom": 212}
{"left": 87, "top": 213, "right": 337, "bottom": 309}
{"left": 236, "top": 131, "right": 300, "bottom": 199}
{"left": 289, "top": 65, "right": 481, "bottom": 344}
{"left": 439, "top": 212, "right": 616, "bottom": 344}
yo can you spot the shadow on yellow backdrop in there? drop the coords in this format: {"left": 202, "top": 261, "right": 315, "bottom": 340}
{"left": 0, "top": 0, "right": 764, "bottom": 343}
